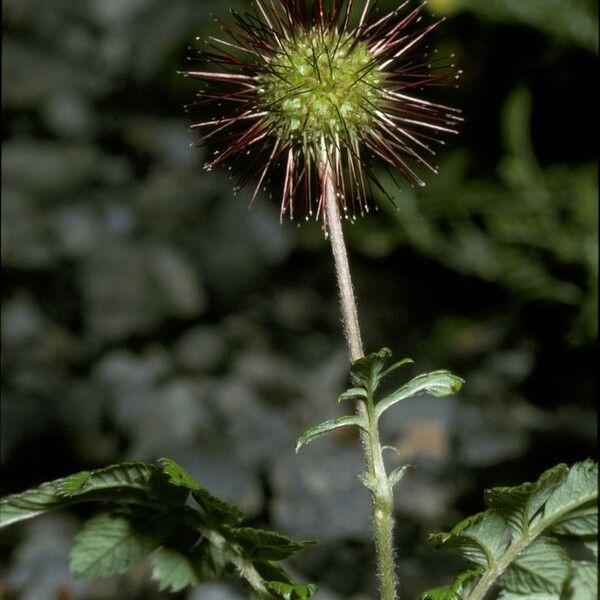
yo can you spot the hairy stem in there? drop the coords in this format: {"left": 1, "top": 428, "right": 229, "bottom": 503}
{"left": 206, "top": 530, "right": 274, "bottom": 598}
{"left": 323, "top": 167, "right": 364, "bottom": 363}
{"left": 322, "top": 152, "right": 398, "bottom": 600}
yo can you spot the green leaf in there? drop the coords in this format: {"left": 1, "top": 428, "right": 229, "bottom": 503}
{"left": 253, "top": 560, "right": 318, "bottom": 598}
{"left": 562, "top": 561, "right": 597, "bottom": 600}
{"left": 156, "top": 457, "right": 244, "bottom": 524}
{"left": 498, "top": 593, "right": 559, "bottom": 600}
{"left": 499, "top": 537, "right": 570, "bottom": 594}
{"left": 60, "top": 471, "right": 92, "bottom": 495}
{"left": 428, "top": 461, "right": 599, "bottom": 600}
{"left": 485, "top": 464, "right": 568, "bottom": 535}
{"left": 350, "top": 347, "right": 392, "bottom": 390}
{"left": 0, "top": 462, "right": 186, "bottom": 529}
{"left": 151, "top": 547, "right": 201, "bottom": 592}
{"left": 337, "top": 387, "right": 368, "bottom": 404}
{"left": 545, "top": 460, "right": 598, "bottom": 536}
{"left": 431, "top": 510, "right": 509, "bottom": 567}
{"left": 225, "top": 527, "right": 317, "bottom": 561}
{"left": 419, "top": 567, "right": 483, "bottom": 599}
{"left": 60, "top": 463, "right": 159, "bottom": 498}
{"left": 0, "top": 477, "right": 72, "bottom": 527}
{"left": 61, "top": 462, "right": 189, "bottom": 507}
{"left": 0, "top": 459, "right": 318, "bottom": 599}
{"left": 266, "top": 581, "right": 318, "bottom": 600}
{"left": 388, "top": 465, "right": 413, "bottom": 488}
{"left": 295, "top": 414, "right": 367, "bottom": 453}
{"left": 375, "top": 370, "right": 464, "bottom": 420}
{"left": 191, "top": 488, "right": 244, "bottom": 525}
{"left": 150, "top": 544, "right": 226, "bottom": 593}
{"left": 158, "top": 457, "right": 200, "bottom": 490}
{"left": 380, "top": 357, "right": 415, "bottom": 380}
{"left": 70, "top": 513, "right": 161, "bottom": 579}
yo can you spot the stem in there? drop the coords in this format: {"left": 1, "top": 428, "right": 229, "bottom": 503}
{"left": 322, "top": 152, "right": 398, "bottom": 600}
{"left": 323, "top": 164, "right": 363, "bottom": 363}
{"left": 206, "top": 530, "right": 274, "bottom": 598}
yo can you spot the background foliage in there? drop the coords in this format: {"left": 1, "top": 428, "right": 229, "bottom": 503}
{"left": 1, "top": 0, "right": 597, "bottom": 598}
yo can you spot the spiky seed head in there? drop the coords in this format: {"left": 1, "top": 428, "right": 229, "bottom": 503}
{"left": 262, "top": 32, "right": 380, "bottom": 142}
{"left": 186, "top": 1, "right": 462, "bottom": 223}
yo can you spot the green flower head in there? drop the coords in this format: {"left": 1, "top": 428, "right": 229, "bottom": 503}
{"left": 186, "top": 0, "right": 461, "bottom": 222}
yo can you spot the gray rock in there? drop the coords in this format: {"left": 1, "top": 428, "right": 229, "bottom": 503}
{"left": 128, "top": 377, "right": 211, "bottom": 458}
{"left": 41, "top": 89, "right": 94, "bottom": 139}
{"left": 90, "top": 0, "right": 156, "bottom": 28}
{"left": 197, "top": 184, "right": 293, "bottom": 297}
{"left": 6, "top": 515, "right": 90, "bottom": 600}
{"left": 1, "top": 187, "right": 57, "bottom": 268}
{"left": 175, "top": 326, "right": 227, "bottom": 373}
{"left": 2, "top": 37, "right": 109, "bottom": 109}
{"left": 188, "top": 582, "right": 245, "bottom": 600}
{"left": 458, "top": 405, "right": 529, "bottom": 467}
{"left": 83, "top": 242, "right": 206, "bottom": 341}
{"left": 125, "top": 118, "right": 198, "bottom": 168}
{"left": 393, "top": 470, "right": 459, "bottom": 521}
{"left": 272, "top": 440, "right": 370, "bottom": 540}
{"left": 49, "top": 202, "right": 102, "bottom": 257}
{"left": 2, "top": 139, "right": 104, "bottom": 196}
{"left": 211, "top": 378, "right": 293, "bottom": 465}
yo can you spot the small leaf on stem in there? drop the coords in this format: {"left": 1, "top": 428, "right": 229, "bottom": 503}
{"left": 388, "top": 465, "right": 413, "bottom": 489}
{"left": 295, "top": 414, "right": 368, "bottom": 453}
{"left": 337, "top": 387, "right": 368, "bottom": 404}
{"left": 375, "top": 370, "right": 464, "bottom": 421}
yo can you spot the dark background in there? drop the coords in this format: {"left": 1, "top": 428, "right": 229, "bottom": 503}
{"left": 1, "top": 0, "right": 597, "bottom": 598}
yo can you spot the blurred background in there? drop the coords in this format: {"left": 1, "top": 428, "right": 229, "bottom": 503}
{"left": 1, "top": 0, "right": 597, "bottom": 598}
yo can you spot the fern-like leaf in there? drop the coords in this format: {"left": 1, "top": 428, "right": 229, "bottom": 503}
{"left": 422, "top": 460, "right": 598, "bottom": 600}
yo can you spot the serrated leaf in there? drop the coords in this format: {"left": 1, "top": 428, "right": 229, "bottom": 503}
{"left": 156, "top": 457, "right": 243, "bottom": 524}
{"left": 60, "top": 471, "right": 92, "bottom": 495}
{"left": 225, "top": 527, "right": 316, "bottom": 560}
{"left": 388, "top": 465, "right": 412, "bottom": 488}
{"left": 158, "top": 457, "right": 200, "bottom": 490}
{"left": 499, "top": 536, "right": 570, "bottom": 594}
{"left": 337, "top": 387, "right": 368, "bottom": 404}
{"left": 191, "top": 488, "right": 244, "bottom": 525}
{"left": 428, "top": 461, "right": 598, "bottom": 600}
{"left": 419, "top": 567, "right": 483, "bottom": 599}
{"left": 375, "top": 370, "right": 464, "bottom": 420}
{"left": 350, "top": 347, "right": 392, "bottom": 389}
{"left": 545, "top": 460, "right": 598, "bottom": 536}
{"left": 431, "top": 510, "right": 509, "bottom": 567}
{"left": 295, "top": 414, "right": 367, "bottom": 453}
{"left": 266, "top": 581, "right": 318, "bottom": 600}
{"left": 60, "top": 463, "right": 160, "bottom": 498}
{"left": 70, "top": 513, "right": 161, "bottom": 579}
{"left": 0, "top": 478, "right": 72, "bottom": 527}
{"left": 562, "top": 561, "right": 597, "bottom": 600}
{"left": 151, "top": 543, "right": 224, "bottom": 593}
{"left": 151, "top": 547, "right": 201, "bottom": 592}
{"left": 485, "top": 464, "right": 568, "bottom": 535}
{"left": 0, "top": 462, "right": 188, "bottom": 530}
{"left": 61, "top": 462, "right": 189, "bottom": 507}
